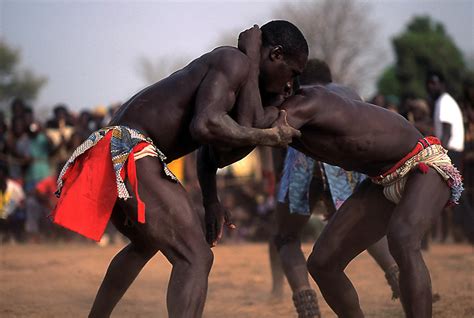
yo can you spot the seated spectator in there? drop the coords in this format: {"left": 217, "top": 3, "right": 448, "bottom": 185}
{"left": 0, "top": 161, "right": 25, "bottom": 243}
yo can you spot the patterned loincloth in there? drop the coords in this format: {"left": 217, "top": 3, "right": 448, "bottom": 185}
{"left": 277, "top": 147, "right": 316, "bottom": 215}
{"left": 53, "top": 126, "right": 178, "bottom": 241}
{"left": 323, "top": 164, "right": 366, "bottom": 210}
{"left": 371, "top": 136, "right": 463, "bottom": 206}
{"left": 56, "top": 126, "right": 177, "bottom": 200}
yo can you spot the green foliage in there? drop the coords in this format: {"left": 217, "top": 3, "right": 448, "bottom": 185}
{"left": 377, "top": 16, "right": 465, "bottom": 99}
{"left": 0, "top": 41, "right": 47, "bottom": 103}
{"left": 377, "top": 66, "right": 400, "bottom": 97}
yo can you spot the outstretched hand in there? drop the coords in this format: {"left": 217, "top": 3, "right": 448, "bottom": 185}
{"left": 238, "top": 24, "right": 262, "bottom": 64}
{"left": 204, "top": 202, "right": 236, "bottom": 247}
{"left": 271, "top": 110, "right": 301, "bottom": 147}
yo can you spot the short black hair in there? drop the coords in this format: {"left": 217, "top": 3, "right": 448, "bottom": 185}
{"left": 261, "top": 20, "right": 309, "bottom": 61}
{"left": 426, "top": 70, "right": 445, "bottom": 83}
{"left": 54, "top": 104, "right": 68, "bottom": 115}
{"left": 299, "top": 59, "right": 332, "bottom": 85}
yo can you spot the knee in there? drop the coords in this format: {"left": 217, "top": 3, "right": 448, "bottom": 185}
{"left": 307, "top": 250, "right": 335, "bottom": 279}
{"left": 199, "top": 248, "right": 214, "bottom": 272}
{"left": 273, "top": 233, "right": 301, "bottom": 252}
{"left": 178, "top": 246, "right": 214, "bottom": 274}
{"left": 387, "top": 224, "right": 420, "bottom": 261}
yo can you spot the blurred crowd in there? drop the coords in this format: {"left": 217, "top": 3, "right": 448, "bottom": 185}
{"left": 1, "top": 71, "right": 473, "bottom": 246}
{"left": 0, "top": 99, "right": 120, "bottom": 243}
{"left": 370, "top": 73, "right": 474, "bottom": 245}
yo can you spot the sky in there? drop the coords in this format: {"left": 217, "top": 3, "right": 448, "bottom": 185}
{"left": 1, "top": 0, "right": 473, "bottom": 113}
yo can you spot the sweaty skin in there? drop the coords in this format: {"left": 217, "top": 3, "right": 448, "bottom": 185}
{"left": 111, "top": 47, "right": 298, "bottom": 158}
{"left": 269, "top": 83, "right": 401, "bottom": 314}
{"left": 283, "top": 85, "right": 422, "bottom": 175}
{"left": 89, "top": 25, "right": 306, "bottom": 318}
{"left": 200, "top": 34, "right": 452, "bottom": 318}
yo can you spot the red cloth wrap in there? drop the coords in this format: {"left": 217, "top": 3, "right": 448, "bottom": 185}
{"left": 371, "top": 136, "right": 441, "bottom": 182}
{"left": 52, "top": 132, "right": 149, "bottom": 241}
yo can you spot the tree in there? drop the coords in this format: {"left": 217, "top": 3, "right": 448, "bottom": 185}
{"left": 0, "top": 40, "right": 47, "bottom": 103}
{"left": 274, "top": 0, "right": 384, "bottom": 93}
{"left": 377, "top": 16, "right": 465, "bottom": 99}
{"left": 377, "top": 66, "right": 401, "bottom": 97}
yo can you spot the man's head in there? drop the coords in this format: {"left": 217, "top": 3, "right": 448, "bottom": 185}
{"left": 11, "top": 98, "right": 26, "bottom": 118}
{"left": 409, "top": 98, "right": 431, "bottom": 121}
{"left": 426, "top": 70, "right": 446, "bottom": 99}
{"left": 259, "top": 20, "right": 308, "bottom": 95}
{"left": 299, "top": 59, "right": 332, "bottom": 86}
{"left": 53, "top": 104, "right": 69, "bottom": 121}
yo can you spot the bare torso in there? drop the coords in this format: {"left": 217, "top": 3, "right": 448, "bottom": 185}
{"left": 284, "top": 85, "right": 423, "bottom": 176}
{"left": 110, "top": 47, "right": 242, "bottom": 162}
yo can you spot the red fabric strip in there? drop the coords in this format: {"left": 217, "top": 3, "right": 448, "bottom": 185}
{"left": 126, "top": 143, "right": 147, "bottom": 223}
{"left": 372, "top": 136, "right": 441, "bottom": 181}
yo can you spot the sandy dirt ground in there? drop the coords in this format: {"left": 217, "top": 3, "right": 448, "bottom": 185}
{"left": 1, "top": 242, "right": 473, "bottom": 317}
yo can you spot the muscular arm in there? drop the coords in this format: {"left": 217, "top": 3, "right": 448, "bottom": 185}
{"left": 189, "top": 50, "right": 285, "bottom": 148}
{"left": 197, "top": 144, "right": 237, "bottom": 246}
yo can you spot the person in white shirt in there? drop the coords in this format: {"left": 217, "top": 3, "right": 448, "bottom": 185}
{"left": 427, "top": 71, "right": 464, "bottom": 156}
{"left": 426, "top": 71, "right": 473, "bottom": 244}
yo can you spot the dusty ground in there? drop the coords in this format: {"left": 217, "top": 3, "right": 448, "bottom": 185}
{"left": 1, "top": 242, "right": 473, "bottom": 317}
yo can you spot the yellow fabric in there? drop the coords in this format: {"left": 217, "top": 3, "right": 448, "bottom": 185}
{"left": 0, "top": 191, "right": 12, "bottom": 219}
{"left": 229, "top": 149, "right": 261, "bottom": 178}
{"left": 132, "top": 144, "right": 186, "bottom": 182}
{"left": 167, "top": 157, "right": 184, "bottom": 182}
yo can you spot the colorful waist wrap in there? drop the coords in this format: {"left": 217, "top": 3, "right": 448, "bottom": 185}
{"left": 370, "top": 136, "right": 463, "bottom": 206}
{"left": 53, "top": 126, "right": 177, "bottom": 241}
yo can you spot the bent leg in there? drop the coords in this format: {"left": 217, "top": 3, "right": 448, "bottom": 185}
{"left": 367, "top": 236, "right": 400, "bottom": 299}
{"left": 89, "top": 241, "right": 156, "bottom": 318}
{"left": 386, "top": 169, "right": 450, "bottom": 318}
{"left": 274, "top": 202, "right": 321, "bottom": 317}
{"left": 268, "top": 235, "right": 285, "bottom": 297}
{"left": 307, "top": 180, "right": 394, "bottom": 317}
{"left": 89, "top": 157, "right": 212, "bottom": 318}
{"left": 274, "top": 202, "right": 312, "bottom": 293}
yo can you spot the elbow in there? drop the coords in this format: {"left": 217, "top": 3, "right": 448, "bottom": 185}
{"left": 190, "top": 119, "right": 213, "bottom": 143}
{"left": 190, "top": 116, "right": 221, "bottom": 144}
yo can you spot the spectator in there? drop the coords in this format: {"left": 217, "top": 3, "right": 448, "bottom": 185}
{"left": 6, "top": 116, "right": 30, "bottom": 182}
{"left": 385, "top": 95, "right": 399, "bottom": 113}
{"left": 75, "top": 110, "right": 93, "bottom": 141}
{"left": 0, "top": 161, "right": 26, "bottom": 243}
{"left": 426, "top": 70, "right": 474, "bottom": 243}
{"left": 370, "top": 93, "right": 385, "bottom": 107}
{"left": 407, "top": 98, "right": 433, "bottom": 136}
{"left": 460, "top": 74, "right": 474, "bottom": 204}
{"left": 0, "top": 111, "right": 7, "bottom": 157}
{"left": 91, "top": 105, "right": 107, "bottom": 130}
{"left": 33, "top": 162, "right": 70, "bottom": 241}
{"left": 45, "top": 104, "right": 74, "bottom": 165}
{"left": 10, "top": 97, "right": 27, "bottom": 120}
{"left": 46, "top": 104, "right": 74, "bottom": 129}
{"left": 426, "top": 70, "right": 464, "bottom": 158}
{"left": 23, "top": 121, "right": 52, "bottom": 192}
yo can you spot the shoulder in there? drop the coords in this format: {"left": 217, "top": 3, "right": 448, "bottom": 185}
{"left": 325, "top": 83, "right": 362, "bottom": 101}
{"left": 440, "top": 93, "right": 459, "bottom": 107}
{"left": 297, "top": 85, "right": 333, "bottom": 101}
{"left": 282, "top": 88, "right": 320, "bottom": 111}
{"left": 208, "top": 47, "right": 251, "bottom": 82}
